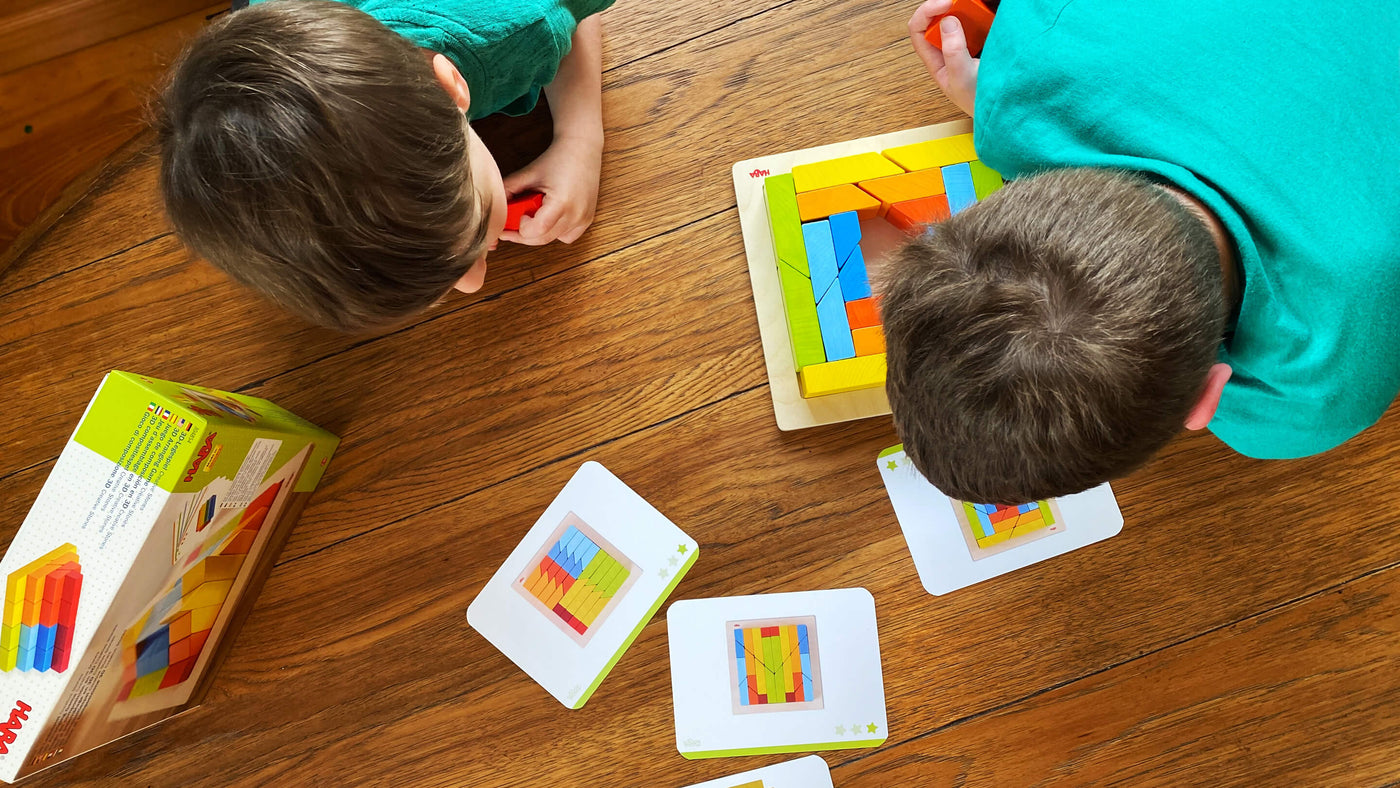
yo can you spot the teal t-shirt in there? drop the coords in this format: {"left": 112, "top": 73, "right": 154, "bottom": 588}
{"left": 253, "top": 0, "right": 613, "bottom": 120}
{"left": 973, "top": 0, "right": 1400, "bottom": 459}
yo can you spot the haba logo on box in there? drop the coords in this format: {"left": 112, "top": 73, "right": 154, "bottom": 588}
{"left": 183, "top": 433, "right": 218, "bottom": 483}
{"left": 0, "top": 701, "right": 31, "bottom": 755}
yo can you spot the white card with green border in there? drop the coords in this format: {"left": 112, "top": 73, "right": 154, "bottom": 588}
{"left": 681, "top": 755, "right": 834, "bottom": 787}
{"left": 877, "top": 444, "right": 1123, "bottom": 596}
{"left": 468, "top": 461, "right": 699, "bottom": 709}
{"left": 668, "top": 588, "right": 887, "bottom": 759}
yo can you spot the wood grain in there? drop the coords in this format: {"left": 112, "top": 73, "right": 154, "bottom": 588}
{"left": 3, "top": 0, "right": 1398, "bottom": 785}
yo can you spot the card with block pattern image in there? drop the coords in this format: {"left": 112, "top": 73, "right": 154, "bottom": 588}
{"left": 469, "top": 462, "right": 699, "bottom": 709}
{"left": 679, "top": 755, "right": 835, "bottom": 788}
{"left": 668, "top": 589, "right": 886, "bottom": 759}
{"left": 732, "top": 119, "right": 1006, "bottom": 430}
{"left": 877, "top": 445, "right": 1123, "bottom": 595}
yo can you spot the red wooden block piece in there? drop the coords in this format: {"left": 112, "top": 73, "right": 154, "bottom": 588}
{"left": 887, "top": 194, "right": 951, "bottom": 234}
{"left": 845, "top": 298, "right": 882, "bottom": 330}
{"left": 923, "top": 0, "right": 995, "bottom": 57}
{"left": 504, "top": 192, "right": 545, "bottom": 232}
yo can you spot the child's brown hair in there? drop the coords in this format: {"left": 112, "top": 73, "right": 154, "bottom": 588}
{"left": 156, "top": 0, "right": 489, "bottom": 331}
{"left": 879, "top": 169, "right": 1228, "bottom": 503}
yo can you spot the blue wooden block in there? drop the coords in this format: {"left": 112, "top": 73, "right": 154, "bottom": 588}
{"left": 801, "top": 220, "right": 840, "bottom": 301}
{"left": 136, "top": 627, "right": 170, "bottom": 675}
{"left": 17, "top": 645, "right": 34, "bottom": 672}
{"left": 828, "top": 211, "right": 862, "bottom": 268}
{"left": 815, "top": 284, "right": 856, "bottom": 361}
{"left": 838, "top": 245, "right": 872, "bottom": 301}
{"left": 34, "top": 625, "right": 53, "bottom": 671}
{"left": 18, "top": 624, "right": 36, "bottom": 655}
{"left": 942, "top": 162, "right": 977, "bottom": 214}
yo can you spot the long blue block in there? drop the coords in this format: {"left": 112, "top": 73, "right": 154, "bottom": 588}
{"left": 942, "top": 162, "right": 977, "bottom": 214}
{"left": 838, "top": 245, "right": 872, "bottom": 301}
{"left": 801, "top": 221, "right": 840, "bottom": 300}
{"left": 34, "top": 625, "right": 54, "bottom": 671}
{"left": 17, "top": 646, "right": 34, "bottom": 672}
{"left": 828, "top": 211, "right": 862, "bottom": 268}
{"left": 816, "top": 284, "right": 856, "bottom": 361}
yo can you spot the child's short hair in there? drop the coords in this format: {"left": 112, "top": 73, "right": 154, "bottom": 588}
{"left": 880, "top": 169, "right": 1227, "bottom": 503}
{"left": 156, "top": 0, "right": 489, "bottom": 331}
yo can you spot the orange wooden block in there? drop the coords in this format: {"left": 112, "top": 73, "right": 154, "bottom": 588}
{"left": 796, "top": 184, "right": 881, "bottom": 222}
{"left": 857, "top": 169, "right": 945, "bottom": 216}
{"left": 852, "top": 326, "right": 885, "bottom": 356}
{"left": 887, "top": 195, "right": 951, "bottom": 234}
{"left": 922, "top": 0, "right": 995, "bottom": 57}
{"left": 846, "top": 298, "right": 881, "bottom": 330}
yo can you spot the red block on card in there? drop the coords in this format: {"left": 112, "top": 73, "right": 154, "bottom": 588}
{"left": 504, "top": 192, "right": 545, "bottom": 231}
{"left": 887, "top": 194, "right": 951, "bottom": 234}
{"left": 922, "top": 0, "right": 995, "bottom": 57}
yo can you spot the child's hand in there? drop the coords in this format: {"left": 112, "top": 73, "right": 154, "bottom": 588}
{"left": 498, "top": 135, "right": 602, "bottom": 246}
{"left": 909, "top": 0, "right": 980, "bottom": 117}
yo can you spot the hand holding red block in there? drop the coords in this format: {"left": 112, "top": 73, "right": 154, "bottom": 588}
{"left": 504, "top": 192, "right": 545, "bottom": 232}
{"left": 922, "top": 0, "right": 995, "bottom": 57}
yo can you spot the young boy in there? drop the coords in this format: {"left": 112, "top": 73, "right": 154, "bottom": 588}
{"left": 882, "top": 0, "right": 1400, "bottom": 504}
{"left": 156, "top": 0, "right": 610, "bottom": 331}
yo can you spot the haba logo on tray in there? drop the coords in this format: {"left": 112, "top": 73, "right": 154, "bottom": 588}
{"left": 182, "top": 433, "right": 218, "bottom": 483}
{"left": 0, "top": 701, "right": 31, "bottom": 755}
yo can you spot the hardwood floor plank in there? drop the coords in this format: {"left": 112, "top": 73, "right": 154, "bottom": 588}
{"left": 0, "top": 0, "right": 213, "bottom": 75}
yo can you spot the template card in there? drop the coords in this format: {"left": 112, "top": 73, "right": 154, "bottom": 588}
{"left": 467, "top": 461, "right": 699, "bottom": 709}
{"left": 877, "top": 445, "right": 1124, "bottom": 596}
{"left": 680, "top": 755, "right": 834, "bottom": 787}
{"left": 668, "top": 589, "right": 887, "bottom": 759}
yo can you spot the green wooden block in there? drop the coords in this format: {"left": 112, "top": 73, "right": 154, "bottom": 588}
{"left": 764, "top": 174, "right": 809, "bottom": 276}
{"left": 778, "top": 263, "right": 826, "bottom": 370}
{"left": 968, "top": 160, "right": 1004, "bottom": 201}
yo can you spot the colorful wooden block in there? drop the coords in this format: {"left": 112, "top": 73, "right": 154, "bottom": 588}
{"left": 816, "top": 286, "right": 856, "bottom": 362}
{"left": 838, "top": 246, "right": 872, "bottom": 302}
{"left": 941, "top": 162, "right": 977, "bottom": 214}
{"left": 968, "top": 159, "right": 1004, "bottom": 200}
{"left": 2, "top": 546, "right": 82, "bottom": 673}
{"left": 845, "top": 298, "right": 881, "bottom": 329}
{"left": 503, "top": 191, "right": 544, "bottom": 232}
{"left": 857, "top": 168, "right": 946, "bottom": 215}
{"left": 852, "top": 326, "right": 886, "bottom": 356}
{"left": 922, "top": 0, "right": 996, "bottom": 57}
{"left": 764, "top": 174, "right": 810, "bottom": 276}
{"left": 802, "top": 221, "right": 840, "bottom": 302}
{"left": 802, "top": 221, "right": 856, "bottom": 362}
{"left": 882, "top": 134, "right": 978, "bottom": 172}
{"left": 798, "top": 354, "right": 888, "bottom": 398}
{"left": 796, "top": 184, "right": 880, "bottom": 222}
{"left": 828, "top": 211, "right": 861, "bottom": 269}
{"left": 792, "top": 152, "right": 904, "bottom": 193}
{"left": 886, "top": 194, "right": 951, "bottom": 234}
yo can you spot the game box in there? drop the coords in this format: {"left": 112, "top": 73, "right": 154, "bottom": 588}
{"left": 0, "top": 371, "right": 337, "bottom": 782}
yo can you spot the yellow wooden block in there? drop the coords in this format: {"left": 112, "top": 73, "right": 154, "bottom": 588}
{"left": 792, "top": 152, "right": 904, "bottom": 193}
{"left": 179, "top": 580, "right": 233, "bottom": 612}
{"left": 0, "top": 649, "right": 16, "bottom": 672}
{"left": 882, "top": 133, "right": 978, "bottom": 172}
{"left": 798, "top": 354, "right": 887, "bottom": 397}
{"left": 796, "top": 183, "right": 880, "bottom": 222}
{"left": 852, "top": 325, "right": 885, "bottom": 356}
{"left": 857, "top": 168, "right": 947, "bottom": 216}
{"left": 978, "top": 529, "right": 1015, "bottom": 548}
{"left": 181, "top": 554, "right": 245, "bottom": 591}
{"left": 190, "top": 604, "right": 221, "bottom": 633}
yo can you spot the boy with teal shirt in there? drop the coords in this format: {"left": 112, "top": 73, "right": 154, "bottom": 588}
{"left": 159, "top": 0, "right": 611, "bottom": 331}
{"left": 882, "top": 0, "right": 1399, "bottom": 503}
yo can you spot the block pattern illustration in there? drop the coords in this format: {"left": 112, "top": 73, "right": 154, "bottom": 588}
{"left": 521, "top": 522, "right": 632, "bottom": 638}
{"left": 963, "top": 501, "right": 1056, "bottom": 548}
{"left": 763, "top": 132, "right": 1004, "bottom": 398}
{"left": 117, "top": 481, "right": 282, "bottom": 701}
{"left": 730, "top": 617, "right": 821, "bottom": 713}
{"left": 2, "top": 545, "right": 83, "bottom": 673}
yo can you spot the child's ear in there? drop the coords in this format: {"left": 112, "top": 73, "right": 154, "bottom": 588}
{"left": 431, "top": 53, "right": 472, "bottom": 113}
{"left": 1184, "top": 363, "right": 1232, "bottom": 430}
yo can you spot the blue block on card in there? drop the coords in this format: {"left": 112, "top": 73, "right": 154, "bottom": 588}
{"left": 815, "top": 283, "right": 856, "bottom": 361}
{"left": 136, "top": 627, "right": 170, "bottom": 675}
{"left": 828, "top": 211, "right": 862, "bottom": 268}
{"left": 942, "top": 162, "right": 977, "bottom": 214}
{"left": 838, "top": 244, "right": 872, "bottom": 301}
{"left": 801, "top": 221, "right": 840, "bottom": 299}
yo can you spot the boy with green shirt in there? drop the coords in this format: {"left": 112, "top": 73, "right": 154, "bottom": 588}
{"left": 883, "top": 0, "right": 1400, "bottom": 503}
{"left": 157, "top": 0, "right": 611, "bottom": 331}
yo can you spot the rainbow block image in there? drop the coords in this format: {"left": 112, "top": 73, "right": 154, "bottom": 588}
{"left": 2, "top": 544, "right": 82, "bottom": 673}
{"left": 116, "top": 481, "right": 281, "bottom": 701}
{"left": 762, "top": 132, "right": 1005, "bottom": 398}
{"left": 730, "top": 616, "right": 823, "bottom": 714}
{"left": 964, "top": 501, "right": 1055, "bottom": 548}
{"left": 520, "top": 520, "right": 632, "bottom": 641}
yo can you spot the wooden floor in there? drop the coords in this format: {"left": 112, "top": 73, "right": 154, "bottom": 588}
{"left": 3, "top": 0, "right": 1399, "bottom": 785}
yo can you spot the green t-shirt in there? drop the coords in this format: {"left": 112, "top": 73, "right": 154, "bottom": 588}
{"left": 253, "top": 0, "right": 613, "bottom": 120}
{"left": 973, "top": 0, "right": 1400, "bottom": 459}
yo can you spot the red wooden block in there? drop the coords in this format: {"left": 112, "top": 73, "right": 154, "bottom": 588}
{"left": 504, "top": 192, "right": 545, "bottom": 232}
{"left": 845, "top": 298, "right": 882, "bottom": 330}
{"left": 887, "top": 194, "right": 951, "bottom": 234}
{"left": 247, "top": 481, "right": 282, "bottom": 514}
{"left": 922, "top": 0, "right": 995, "bottom": 57}
{"left": 160, "top": 658, "right": 196, "bottom": 689}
